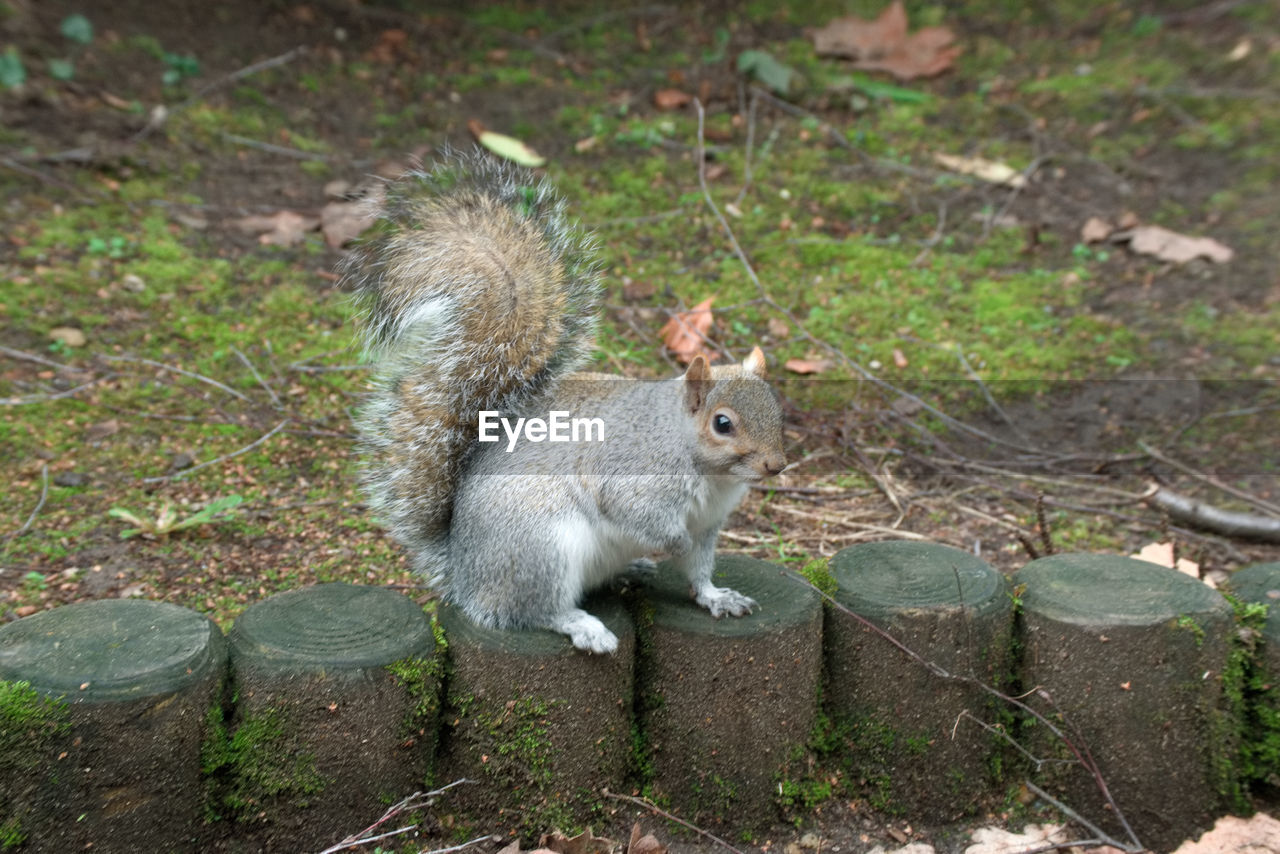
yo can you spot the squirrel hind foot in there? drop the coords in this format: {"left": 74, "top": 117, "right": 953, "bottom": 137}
{"left": 548, "top": 608, "right": 619, "bottom": 655}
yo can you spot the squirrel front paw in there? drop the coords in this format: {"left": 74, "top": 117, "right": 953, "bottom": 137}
{"left": 695, "top": 584, "right": 758, "bottom": 618}
{"left": 550, "top": 609, "right": 619, "bottom": 655}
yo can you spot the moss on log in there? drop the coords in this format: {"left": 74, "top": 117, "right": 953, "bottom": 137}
{"left": 221, "top": 582, "right": 442, "bottom": 851}
{"left": 636, "top": 555, "right": 822, "bottom": 830}
{"left": 1015, "top": 553, "right": 1234, "bottom": 852}
{"left": 825, "top": 540, "right": 1012, "bottom": 820}
{"left": 434, "top": 594, "right": 634, "bottom": 838}
{"left": 0, "top": 599, "right": 225, "bottom": 852}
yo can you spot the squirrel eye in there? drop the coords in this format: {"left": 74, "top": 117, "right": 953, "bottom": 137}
{"left": 712, "top": 413, "right": 734, "bottom": 435}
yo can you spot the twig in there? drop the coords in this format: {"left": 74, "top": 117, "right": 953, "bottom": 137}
{"left": 132, "top": 46, "right": 308, "bottom": 142}
{"left": 1145, "top": 483, "right": 1280, "bottom": 543}
{"left": 220, "top": 133, "right": 334, "bottom": 161}
{"left": 101, "top": 354, "right": 250, "bottom": 402}
{"left": 1024, "top": 781, "right": 1142, "bottom": 853}
{"left": 232, "top": 346, "right": 283, "bottom": 408}
{"left": 0, "top": 155, "right": 89, "bottom": 197}
{"left": 142, "top": 419, "right": 289, "bottom": 484}
{"left": 783, "top": 571, "right": 1145, "bottom": 851}
{"left": 1138, "top": 440, "right": 1280, "bottom": 517}
{"left": 7, "top": 464, "right": 49, "bottom": 540}
{"left": 317, "top": 780, "right": 473, "bottom": 854}
{"left": 0, "top": 345, "right": 76, "bottom": 372}
{"left": 2, "top": 379, "right": 106, "bottom": 405}
{"left": 603, "top": 791, "right": 746, "bottom": 854}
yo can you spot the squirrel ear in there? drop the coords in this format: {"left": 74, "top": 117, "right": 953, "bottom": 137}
{"left": 742, "top": 346, "right": 767, "bottom": 377}
{"left": 683, "top": 355, "right": 713, "bottom": 414}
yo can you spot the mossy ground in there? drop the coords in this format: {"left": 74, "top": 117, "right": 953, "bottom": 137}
{"left": 1, "top": 0, "right": 1279, "bottom": 849}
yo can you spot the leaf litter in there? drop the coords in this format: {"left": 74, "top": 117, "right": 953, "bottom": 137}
{"left": 811, "top": 1, "right": 961, "bottom": 80}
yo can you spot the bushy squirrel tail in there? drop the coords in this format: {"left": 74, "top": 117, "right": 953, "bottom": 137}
{"left": 340, "top": 150, "right": 602, "bottom": 581}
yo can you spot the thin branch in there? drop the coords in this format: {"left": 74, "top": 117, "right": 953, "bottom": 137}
{"left": 101, "top": 354, "right": 250, "bottom": 402}
{"left": 0, "top": 345, "right": 76, "bottom": 372}
{"left": 7, "top": 464, "right": 49, "bottom": 540}
{"left": 1145, "top": 483, "right": 1280, "bottom": 543}
{"left": 1024, "top": 781, "right": 1142, "bottom": 853}
{"left": 603, "top": 791, "right": 746, "bottom": 854}
{"left": 317, "top": 780, "right": 474, "bottom": 854}
{"left": 1139, "top": 440, "right": 1280, "bottom": 517}
{"left": 232, "top": 345, "right": 283, "bottom": 408}
{"left": 142, "top": 419, "right": 289, "bottom": 484}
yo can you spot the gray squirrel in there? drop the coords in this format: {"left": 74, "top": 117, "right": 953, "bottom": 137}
{"left": 342, "top": 150, "right": 787, "bottom": 653}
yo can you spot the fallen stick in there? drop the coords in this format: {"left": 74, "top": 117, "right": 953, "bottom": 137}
{"left": 1145, "top": 483, "right": 1280, "bottom": 543}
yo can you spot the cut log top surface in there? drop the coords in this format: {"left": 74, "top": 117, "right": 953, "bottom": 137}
{"left": 0, "top": 599, "right": 225, "bottom": 701}
{"left": 645, "top": 554, "right": 819, "bottom": 636}
{"left": 229, "top": 582, "right": 433, "bottom": 671}
{"left": 1016, "top": 552, "right": 1231, "bottom": 628}
{"left": 830, "top": 540, "right": 1006, "bottom": 618}
{"left": 1227, "top": 562, "right": 1280, "bottom": 641}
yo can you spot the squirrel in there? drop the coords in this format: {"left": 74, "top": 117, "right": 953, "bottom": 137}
{"left": 342, "top": 149, "right": 787, "bottom": 654}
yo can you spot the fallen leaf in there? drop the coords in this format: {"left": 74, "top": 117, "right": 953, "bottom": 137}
{"left": 934, "top": 153, "right": 1026, "bottom": 188}
{"left": 785, "top": 357, "right": 833, "bottom": 375}
{"left": 1126, "top": 224, "right": 1233, "bottom": 264}
{"left": 49, "top": 327, "right": 87, "bottom": 348}
{"left": 1130, "top": 541, "right": 1208, "bottom": 586}
{"left": 1081, "top": 216, "right": 1114, "bottom": 243}
{"left": 659, "top": 297, "right": 715, "bottom": 364}
{"left": 320, "top": 199, "right": 378, "bottom": 248}
{"left": 736, "top": 49, "right": 800, "bottom": 95}
{"left": 229, "top": 211, "right": 319, "bottom": 247}
{"left": 84, "top": 419, "right": 120, "bottom": 442}
{"left": 653, "top": 88, "right": 692, "bottom": 110}
{"left": 892, "top": 347, "right": 908, "bottom": 368}
{"left": 964, "top": 824, "right": 1066, "bottom": 854}
{"left": 1172, "top": 812, "right": 1280, "bottom": 854}
{"left": 539, "top": 828, "right": 614, "bottom": 854}
{"left": 627, "top": 823, "right": 667, "bottom": 854}
{"left": 811, "top": 1, "right": 961, "bottom": 80}
{"left": 767, "top": 316, "right": 791, "bottom": 339}
{"left": 467, "top": 119, "right": 547, "bottom": 168}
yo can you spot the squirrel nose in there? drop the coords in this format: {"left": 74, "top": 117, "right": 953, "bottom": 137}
{"left": 763, "top": 456, "right": 786, "bottom": 477}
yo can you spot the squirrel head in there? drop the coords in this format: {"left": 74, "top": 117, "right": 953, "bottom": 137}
{"left": 683, "top": 347, "right": 787, "bottom": 481}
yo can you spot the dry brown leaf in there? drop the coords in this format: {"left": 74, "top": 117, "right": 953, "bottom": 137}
{"left": 892, "top": 347, "right": 909, "bottom": 368}
{"left": 229, "top": 211, "right": 319, "bottom": 247}
{"left": 1080, "top": 216, "right": 1114, "bottom": 244}
{"left": 49, "top": 326, "right": 87, "bottom": 348}
{"left": 811, "top": 1, "right": 960, "bottom": 80}
{"left": 653, "top": 88, "right": 692, "bottom": 110}
{"left": 538, "top": 828, "right": 614, "bottom": 854}
{"left": 1130, "top": 541, "right": 1210, "bottom": 587}
{"left": 659, "top": 297, "right": 715, "bottom": 364}
{"left": 784, "top": 357, "right": 833, "bottom": 375}
{"left": 627, "top": 823, "right": 667, "bottom": 854}
{"left": 964, "top": 824, "right": 1066, "bottom": 854}
{"left": 934, "top": 153, "right": 1025, "bottom": 188}
{"left": 1126, "top": 224, "right": 1233, "bottom": 264}
{"left": 1172, "top": 812, "right": 1280, "bottom": 853}
{"left": 320, "top": 199, "right": 378, "bottom": 248}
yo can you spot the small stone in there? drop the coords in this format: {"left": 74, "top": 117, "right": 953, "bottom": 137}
{"left": 49, "top": 327, "right": 87, "bottom": 348}
{"left": 122, "top": 274, "right": 146, "bottom": 292}
{"left": 799, "top": 833, "right": 822, "bottom": 849}
{"left": 169, "top": 452, "right": 196, "bottom": 471}
{"left": 53, "top": 471, "right": 90, "bottom": 488}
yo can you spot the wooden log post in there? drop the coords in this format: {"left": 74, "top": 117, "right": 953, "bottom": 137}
{"left": 1224, "top": 561, "right": 1280, "bottom": 791}
{"left": 635, "top": 555, "right": 823, "bottom": 830}
{"left": 0, "top": 599, "right": 226, "bottom": 852}
{"left": 1015, "top": 553, "right": 1235, "bottom": 852}
{"left": 221, "top": 582, "right": 443, "bottom": 851}
{"left": 434, "top": 595, "right": 634, "bottom": 838}
{"left": 824, "top": 540, "right": 1013, "bottom": 820}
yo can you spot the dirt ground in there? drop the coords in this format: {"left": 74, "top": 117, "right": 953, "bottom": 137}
{"left": 3, "top": 1, "right": 1280, "bottom": 852}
